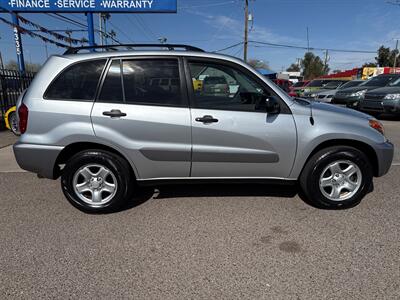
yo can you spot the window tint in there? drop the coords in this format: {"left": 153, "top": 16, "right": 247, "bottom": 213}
{"left": 122, "top": 59, "right": 183, "bottom": 106}
{"left": 189, "top": 61, "right": 269, "bottom": 112}
{"left": 45, "top": 60, "right": 106, "bottom": 100}
{"left": 99, "top": 60, "right": 123, "bottom": 102}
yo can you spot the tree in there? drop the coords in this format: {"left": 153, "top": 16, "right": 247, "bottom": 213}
{"left": 301, "top": 52, "right": 326, "bottom": 80}
{"left": 375, "top": 45, "right": 399, "bottom": 67}
{"left": 362, "top": 62, "right": 377, "bottom": 68}
{"left": 5, "top": 60, "right": 42, "bottom": 72}
{"left": 286, "top": 63, "right": 300, "bottom": 72}
{"left": 247, "top": 59, "right": 270, "bottom": 70}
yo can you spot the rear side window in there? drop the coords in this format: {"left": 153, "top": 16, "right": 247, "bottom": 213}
{"left": 45, "top": 60, "right": 106, "bottom": 100}
{"left": 99, "top": 60, "right": 123, "bottom": 102}
{"left": 122, "top": 59, "right": 183, "bottom": 106}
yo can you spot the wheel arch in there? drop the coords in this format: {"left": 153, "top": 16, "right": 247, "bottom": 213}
{"left": 4, "top": 106, "right": 17, "bottom": 130}
{"left": 300, "top": 139, "right": 379, "bottom": 177}
{"left": 54, "top": 142, "right": 139, "bottom": 179}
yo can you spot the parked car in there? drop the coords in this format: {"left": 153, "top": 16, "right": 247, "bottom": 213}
{"left": 288, "top": 80, "right": 309, "bottom": 97}
{"left": 272, "top": 79, "right": 291, "bottom": 93}
{"left": 299, "top": 79, "right": 339, "bottom": 97}
{"left": 303, "top": 80, "right": 349, "bottom": 99}
{"left": 4, "top": 106, "right": 20, "bottom": 135}
{"left": 13, "top": 44, "right": 393, "bottom": 213}
{"left": 202, "top": 76, "right": 230, "bottom": 97}
{"left": 359, "top": 77, "right": 400, "bottom": 116}
{"left": 332, "top": 74, "right": 400, "bottom": 107}
{"left": 310, "top": 80, "right": 364, "bottom": 103}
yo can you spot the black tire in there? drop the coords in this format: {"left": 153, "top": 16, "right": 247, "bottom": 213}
{"left": 300, "top": 146, "right": 373, "bottom": 209}
{"left": 61, "top": 150, "right": 133, "bottom": 213}
{"left": 8, "top": 112, "right": 20, "bottom": 136}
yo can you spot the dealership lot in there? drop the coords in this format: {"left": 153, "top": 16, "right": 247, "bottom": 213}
{"left": 0, "top": 119, "right": 399, "bottom": 299}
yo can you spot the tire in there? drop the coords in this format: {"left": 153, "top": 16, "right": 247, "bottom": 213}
{"left": 61, "top": 150, "right": 133, "bottom": 213}
{"left": 8, "top": 112, "right": 20, "bottom": 136}
{"left": 300, "top": 146, "right": 373, "bottom": 209}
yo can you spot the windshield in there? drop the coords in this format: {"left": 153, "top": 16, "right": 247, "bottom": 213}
{"left": 292, "top": 81, "right": 305, "bottom": 87}
{"left": 388, "top": 77, "right": 400, "bottom": 86}
{"left": 307, "top": 80, "right": 325, "bottom": 87}
{"left": 361, "top": 76, "right": 399, "bottom": 87}
{"left": 339, "top": 81, "right": 363, "bottom": 89}
{"left": 323, "top": 81, "right": 346, "bottom": 89}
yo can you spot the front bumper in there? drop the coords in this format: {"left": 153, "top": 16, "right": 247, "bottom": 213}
{"left": 374, "top": 141, "right": 394, "bottom": 177}
{"left": 360, "top": 100, "right": 400, "bottom": 115}
{"left": 13, "top": 142, "right": 63, "bottom": 179}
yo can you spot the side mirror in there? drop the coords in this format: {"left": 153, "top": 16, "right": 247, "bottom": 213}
{"left": 265, "top": 96, "right": 280, "bottom": 114}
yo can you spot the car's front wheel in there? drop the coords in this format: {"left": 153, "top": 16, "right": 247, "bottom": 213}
{"left": 61, "top": 150, "right": 133, "bottom": 213}
{"left": 300, "top": 146, "right": 373, "bottom": 209}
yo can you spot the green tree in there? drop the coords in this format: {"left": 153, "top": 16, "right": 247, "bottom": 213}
{"left": 362, "top": 62, "right": 378, "bottom": 68}
{"left": 247, "top": 59, "right": 270, "bottom": 70}
{"left": 286, "top": 63, "right": 300, "bottom": 72}
{"left": 5, "top": 60, "right": 42, "bottom": 72}
{"left": 375, "top": 45, "right": 399, "bottom": 67}
{"left": 301, "top": 52, "right": 326, "bottom": 80}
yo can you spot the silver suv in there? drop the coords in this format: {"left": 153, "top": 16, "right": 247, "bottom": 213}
{"left": 13, "top": 45, "right": 394, "bottom": 213}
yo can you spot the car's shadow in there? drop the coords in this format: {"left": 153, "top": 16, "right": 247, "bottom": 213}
{"left": 120, "top": 182, "right": 303, "bottom": 212}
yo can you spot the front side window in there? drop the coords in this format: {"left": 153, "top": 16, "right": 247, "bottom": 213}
{"left": 122, "top": 59, "right": 183, "bottom": 106}
{"left": 188, "top": 61, "right": 269, "bottom": 112}
{"left": 45, "top": 60, "right": 106, "bottom": 100}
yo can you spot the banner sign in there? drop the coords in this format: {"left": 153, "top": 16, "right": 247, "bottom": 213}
{"left": 1, "top": 0, "right": 177, "bottom": 13}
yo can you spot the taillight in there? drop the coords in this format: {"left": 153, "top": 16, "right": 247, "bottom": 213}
{"left": 18, "top": 103, "right": 28, "bottom": 134}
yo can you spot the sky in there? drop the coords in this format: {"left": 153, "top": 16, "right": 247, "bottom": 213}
{"left": 0, "top": 0, "right": 400, "bottom": 72}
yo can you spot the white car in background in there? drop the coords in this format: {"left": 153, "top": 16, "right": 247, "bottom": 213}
{"left": 311, "top": 80, "right": 364, "bottom": 103}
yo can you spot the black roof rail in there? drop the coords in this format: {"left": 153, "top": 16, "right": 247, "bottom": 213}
{"left": 64, "top": 44, "right": 204, "bottom": 55}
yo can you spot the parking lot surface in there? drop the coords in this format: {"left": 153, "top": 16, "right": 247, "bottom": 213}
{"left": 0, "top": 119, "right": 399, "bottom": 299}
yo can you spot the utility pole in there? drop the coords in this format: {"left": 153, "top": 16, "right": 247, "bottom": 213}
{"left": 99, "top": 13, "right": 104, "bottom": 46}
{"left": 324, "top": 50, "right": 329, "bottom": 74}
{"left": 244, "top": 0, "right": 249, "bottom": 62}
{"left": 393, "top": 39, "right": 399, "bottom": 69}
{"left": 306, "top": 27, "right": 310, "bottom": 52}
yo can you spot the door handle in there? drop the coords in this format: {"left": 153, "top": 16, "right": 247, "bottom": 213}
{"left": 195, "top": 115, "right": 219, "bottom": 123}
{"left": 102, "top": 109, "right": 127, "bottom": 118}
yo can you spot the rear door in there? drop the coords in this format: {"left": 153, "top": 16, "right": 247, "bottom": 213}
{"left": 91, "top": 57, "right": 192, "bottom": 180}
{"left": 185, "top": 58, "right": 297, "bottom": 179}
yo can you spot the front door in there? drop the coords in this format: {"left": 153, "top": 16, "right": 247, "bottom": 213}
{"left": 91, "top": 57, "right": 192, "bottom": 180}
{"left": 186, "top": 59, "right": 297, "bottom": 179}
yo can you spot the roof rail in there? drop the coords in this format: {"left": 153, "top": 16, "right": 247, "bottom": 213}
{"left": 64, "top": 44, "right": 204, "bottom": 55}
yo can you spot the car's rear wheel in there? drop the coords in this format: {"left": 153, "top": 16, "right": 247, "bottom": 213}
{"left": 8, "top": 112, "right": 20, "bottom": 136}
{"left": 300, "top": 146, "right": 373, "bottom": 209}
{"left": 61, "top": 150, "right": 133, "bottom": 213}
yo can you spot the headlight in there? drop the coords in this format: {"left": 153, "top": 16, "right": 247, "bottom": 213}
{"left": 369, "top": 119, "right": 385, "bottom": 135}
{"left": 350, "top": 89, "right": 367, "bottom": 97}
{"left": 384, "top": 93, "right": 400, "bottom": 100}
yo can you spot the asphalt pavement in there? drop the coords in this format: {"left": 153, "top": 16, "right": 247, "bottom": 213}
{"left": 0, "top": 120, "right": 399, "bottom": 299}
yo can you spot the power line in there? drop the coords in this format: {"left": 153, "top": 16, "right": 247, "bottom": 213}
{"left": 214, "top": 42, "right": 244, "bottom": 52}
{"left": 248, "top": 40, "right": 377, "bottom": 54}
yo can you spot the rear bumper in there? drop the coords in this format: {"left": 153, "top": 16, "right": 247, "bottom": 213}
{"left": 374, "top": 141, "right": 394, "bottom": 177}
{"left": 13, "top": 142, "right": 63, "bottom": 179}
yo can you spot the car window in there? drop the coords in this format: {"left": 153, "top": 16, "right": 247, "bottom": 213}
{"left": 99, "top": 60, "right": 123, "bottom": 102}
{"left": 45, "top": 60, "right": 106, "bottom": 100}
{"left": 122, "top": 59, "right": 183, "bottom": 106}
{"left": 361, "top": 76, "right": 399, "bottom": 87}
{"left": 307, "top": 80, "right": 325, "bottom": 87}
{"left": 339, "top": 81, "right": 363, "bottom": 89}
{"left": 188, "top": 61, "right": 270, "bottom": 112}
